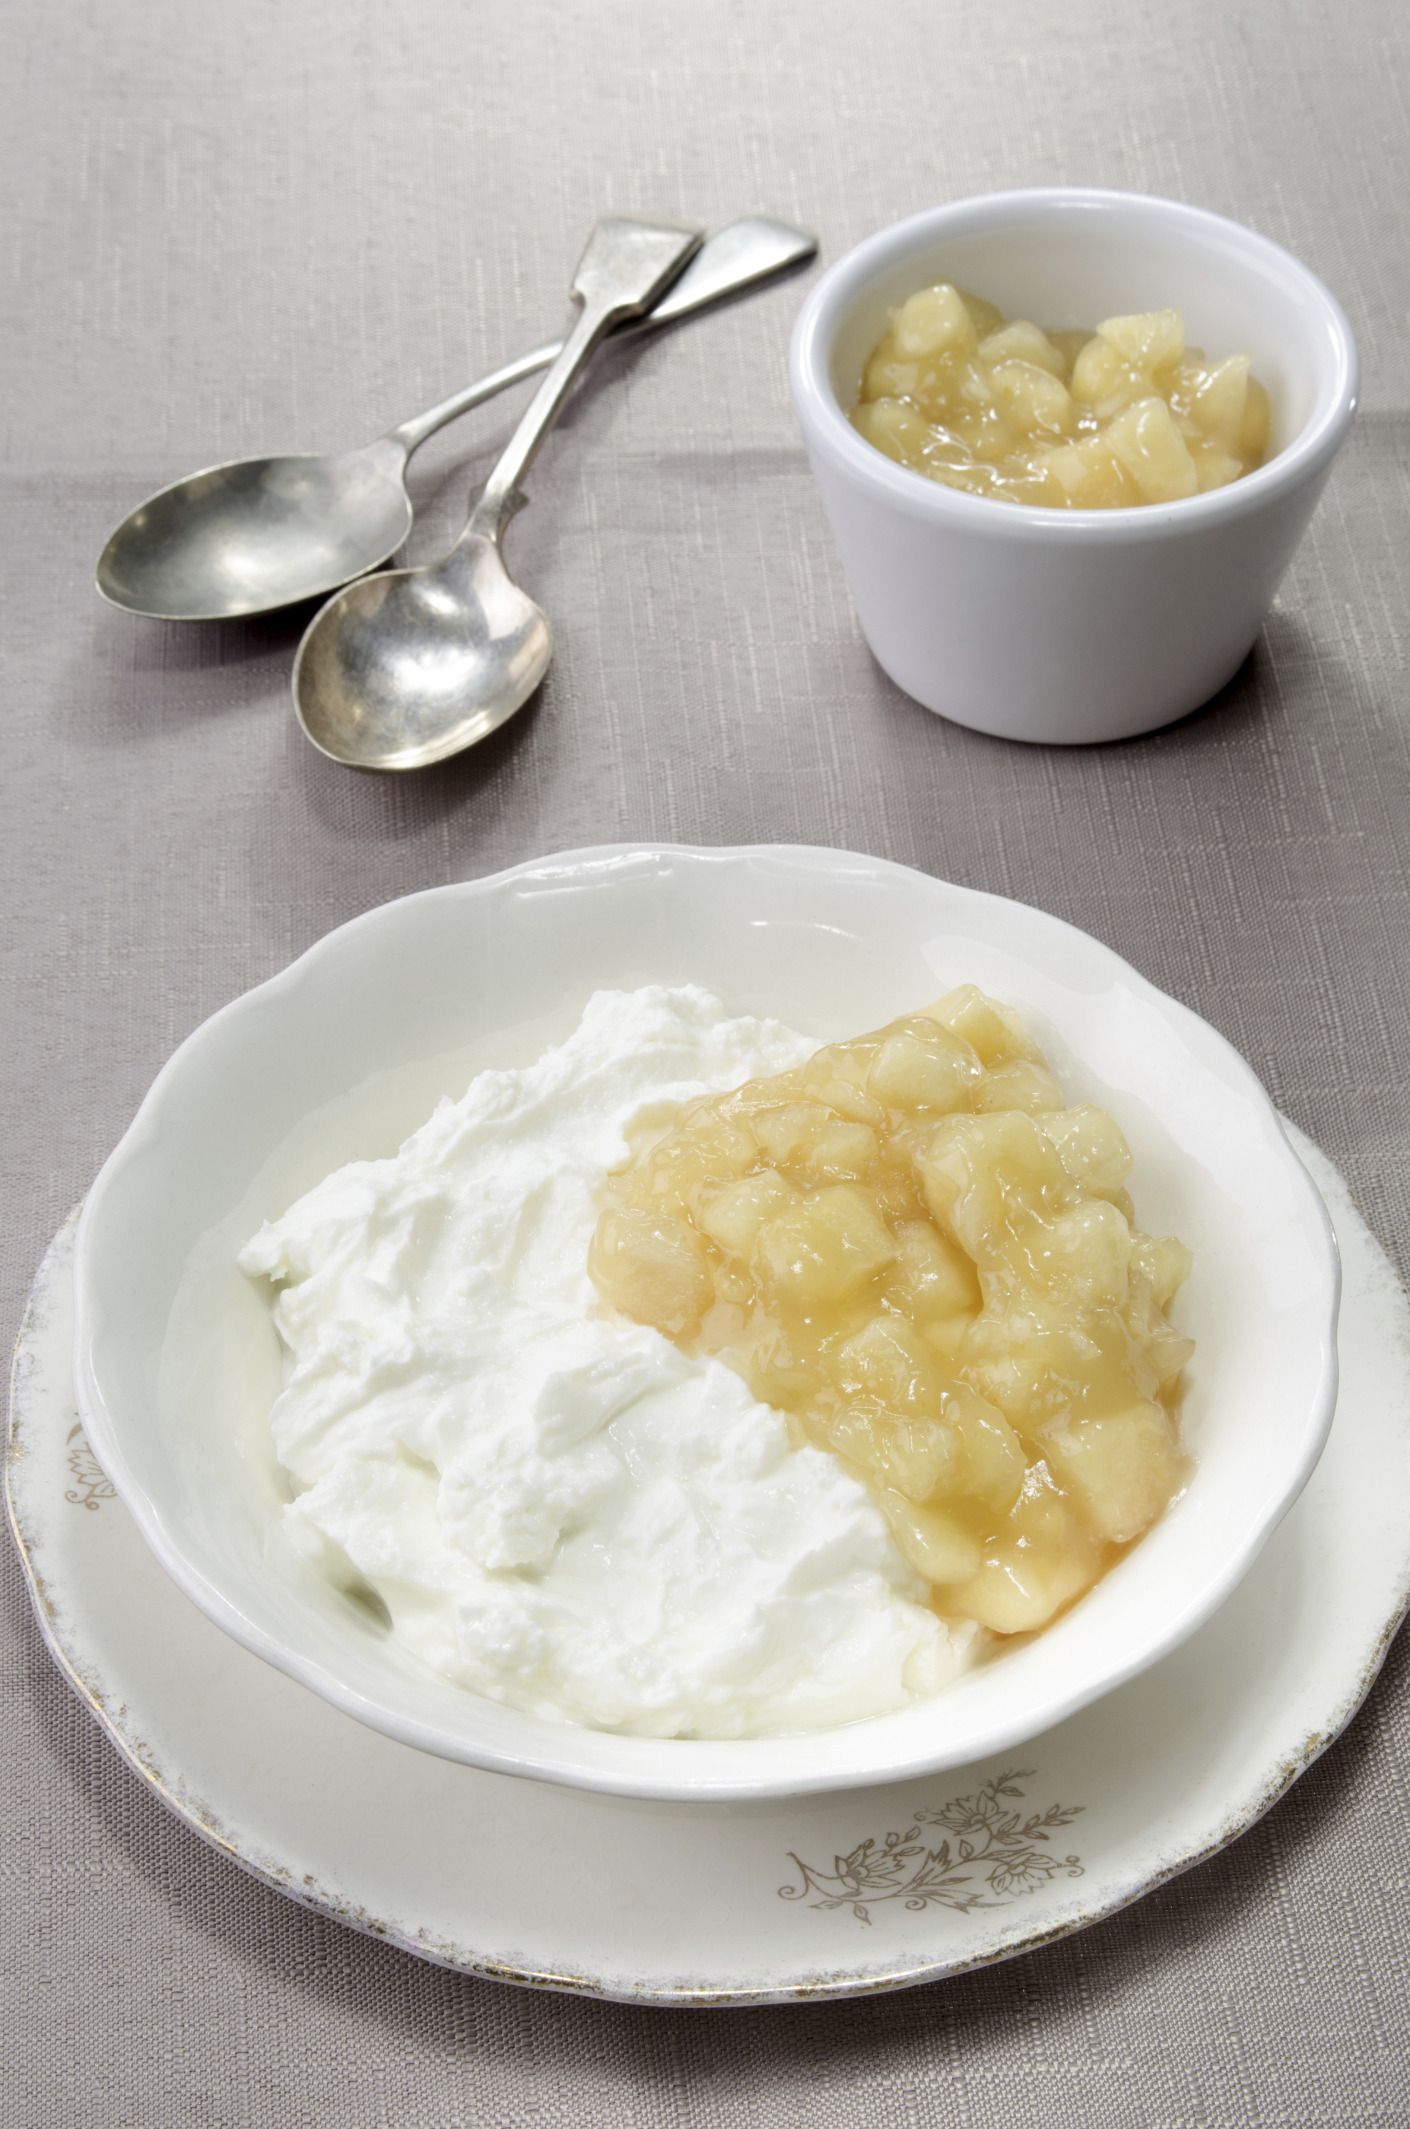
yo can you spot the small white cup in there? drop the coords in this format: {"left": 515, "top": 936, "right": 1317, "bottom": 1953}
{"left": 789, "top": 190, "right": 1359, "bottom": 745}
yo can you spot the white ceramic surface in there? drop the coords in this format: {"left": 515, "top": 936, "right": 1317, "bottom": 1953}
{"left": 788, "top": 190, "right": 1359, "bottom": 744}
{"left": 70, "top": 845, "right": 1339, "bottom": 1801}
{"left": 13, "top": 1135, "right": 1407, "bottom": 2003}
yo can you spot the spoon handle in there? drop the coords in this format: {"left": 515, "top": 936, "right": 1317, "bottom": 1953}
{"left": 464, "top": 218, "right": 702, "bottom": 545}
{"left": 386, "top": 216, "right": 815, "bottom": 459}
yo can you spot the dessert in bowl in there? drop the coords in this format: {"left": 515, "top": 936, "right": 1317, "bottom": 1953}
{"left": 72, "top": 845, "right": 1339, "bottom": 1800}
{"left": 788, "top": 189, "right": 1359, "bottom": 744}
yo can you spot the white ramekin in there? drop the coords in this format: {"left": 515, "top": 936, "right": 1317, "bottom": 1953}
{"left": 789, "top": 190, "right": 1359, "bottom": 745}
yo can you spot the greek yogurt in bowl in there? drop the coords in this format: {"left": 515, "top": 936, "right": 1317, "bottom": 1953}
{"left": 239, "top": 984, "right": 977, "bottom": 1739}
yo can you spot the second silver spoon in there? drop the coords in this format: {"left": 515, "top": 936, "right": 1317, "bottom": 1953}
{"left": 293, "top": 216, "right": 701, "bottom": 771}
{"left": 95, "top": 216, "right": 816, "bottom": 623}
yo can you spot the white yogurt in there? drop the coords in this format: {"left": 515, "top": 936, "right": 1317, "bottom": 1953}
{"left": 240, "top": 986, "right": 978, "bottom": 1738}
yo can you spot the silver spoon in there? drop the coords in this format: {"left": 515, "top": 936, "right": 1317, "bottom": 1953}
{"left": 292, "top": 216, "right": 705, "bottom": 772}
{"left": 95, "top": 216, "right": 816, "bottom": 623}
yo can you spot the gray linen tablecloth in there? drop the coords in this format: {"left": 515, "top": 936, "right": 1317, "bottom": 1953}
{"left": 4, "top": 1, "right": 1408, "bottom": 2120}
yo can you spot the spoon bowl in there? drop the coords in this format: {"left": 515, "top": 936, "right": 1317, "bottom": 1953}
{"left": 293, "top": 536, "right": 549, "bottom": 769}
{"left": 97, "top": 442, "right": 411, "bottom": 621}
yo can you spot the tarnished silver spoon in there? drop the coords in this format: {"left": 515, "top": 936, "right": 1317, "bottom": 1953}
{"left": 95, "top": 216, "right": 815, "bottom": 623}
{"left": 292, "top": 216, "right": 704, "bottom": 771}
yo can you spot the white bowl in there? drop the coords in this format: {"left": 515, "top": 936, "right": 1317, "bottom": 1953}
{"left": 789, "top": 190, "right": 1359, "bottom": 744}
{"left": 73, "top": 845, "right": 1339, "bottom": 1800}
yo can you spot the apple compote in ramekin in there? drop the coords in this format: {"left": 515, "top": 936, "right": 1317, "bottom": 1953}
{"left": 851, "top": 283, "right": 1269, "bottom": 507}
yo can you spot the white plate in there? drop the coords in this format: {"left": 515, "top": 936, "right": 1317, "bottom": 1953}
{"left": 9, "top": 1130, "right": 1408, "bottom": 2005}
{"left": 70, "top": 846, "right": 1338, "bottom": 1799}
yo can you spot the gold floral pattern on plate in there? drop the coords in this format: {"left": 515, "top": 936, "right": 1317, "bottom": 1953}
{"left": 780, "top": 1771, "right": 1084, "bottom": 1923}
{"left": 64, "top": 1424, "right": 116, "bottom": 1512}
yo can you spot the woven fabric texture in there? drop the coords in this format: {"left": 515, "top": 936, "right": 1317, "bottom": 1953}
{"left": 3, "top": 0, "right": 1408, "bottom": 2121}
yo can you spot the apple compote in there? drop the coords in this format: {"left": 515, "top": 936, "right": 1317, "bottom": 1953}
{"left": 851, "top": 282, "right": 1270, "bottom": 507}
{"left": 589, "top": 987, "right": 1193, "bottom": 1640}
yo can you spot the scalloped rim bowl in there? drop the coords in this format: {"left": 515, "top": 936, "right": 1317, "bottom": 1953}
{"left": 72, "top": 845, "right": 1339, "bottom": 1801}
